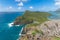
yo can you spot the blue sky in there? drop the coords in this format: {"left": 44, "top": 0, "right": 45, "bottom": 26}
{"left": 0, "top": 0, "right": 60, "bottom": 12}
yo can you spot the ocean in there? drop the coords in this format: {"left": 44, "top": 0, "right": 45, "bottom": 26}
{"left": 49, "top": 12, "right": 60, "bottom": 20}
{"left": 0, "top": 12, "right": 24, "bottom": 40}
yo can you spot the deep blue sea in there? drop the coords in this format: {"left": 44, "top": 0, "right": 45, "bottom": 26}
{"left": 0, "top": 12, "right": 24, "bottom": 40}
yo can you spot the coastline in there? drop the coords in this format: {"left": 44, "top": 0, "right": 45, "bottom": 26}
{"left": 17, "top": 27, "right": 24, "bottom": 40}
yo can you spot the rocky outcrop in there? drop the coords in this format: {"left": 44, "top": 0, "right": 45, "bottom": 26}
{"left": 19, "top": 20, "right": 60, "bottom": 40}
{"left": 13, "top": 16, "right": 33, "bottom": 25}
{"left": 19, "top": 34, "right": 42, "bottom": 40}
{"left": 39, "top": 20, "right": 60, "bottom": 37}
{"left": 19, "top": 33, "right": 52, "bottom": 40}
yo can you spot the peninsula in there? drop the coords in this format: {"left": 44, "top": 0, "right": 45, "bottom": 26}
{"left": 13, "top": 10, "right": 55, "bottom": 40}
{"left": 14, "top": 11, "right": 60, "bottom": 40}
{"left": 13, "top": 10, "right": 51, "bottom": 26}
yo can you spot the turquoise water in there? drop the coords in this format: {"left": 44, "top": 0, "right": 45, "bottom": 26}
{"left": 49, "top": 12, "right": 60, "bottom": 20}
{"left": 0, "top": 12, "right": 24, "bottom": 40}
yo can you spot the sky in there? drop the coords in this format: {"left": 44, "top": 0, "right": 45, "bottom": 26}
{"left": 0, "top": 0, "right": 60, "bottom": 12}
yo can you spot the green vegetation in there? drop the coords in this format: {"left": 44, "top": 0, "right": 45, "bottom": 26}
{"left": 32, "top": 31, "right": 37, "bottom": 35}
{"left": 14, "top": 10, "right": 51, "bottom": 26}
{"left": 53, "top": 37, "right": 60, "bottom": 40}
{"left": 23, "top": 10, "right": 51, "bottom": 24}
{"left": 32, "top": 29, "right": 44, "bottom": 35}
{"left": 26, "top": 11, "right": 51, "bottom": 26}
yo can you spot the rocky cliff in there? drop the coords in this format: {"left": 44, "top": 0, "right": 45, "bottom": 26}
{"left": 39, "top": 20, "right": 60, "bottom": 37}
{"left": 19, "top": 20, "right": 60, "bottom": 40}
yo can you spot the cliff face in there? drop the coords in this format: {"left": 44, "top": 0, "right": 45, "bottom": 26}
{"left": 13, "top": 16, "right": 33, "bottom": 25}
{"left": 39, "top": 20, "right": 60, "bottom": 37}
{"left": 19, "top": 20, "right": 60, "bottom": 40}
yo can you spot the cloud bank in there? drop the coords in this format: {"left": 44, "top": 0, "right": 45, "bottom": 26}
{"left": 18, "top": 2, "right": 23, "bottom": 7}
{"left": 55, "top": 0, "right": 60, "bottom": 8}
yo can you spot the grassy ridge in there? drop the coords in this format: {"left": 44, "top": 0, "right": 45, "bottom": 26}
{"left": 22, "top": 10, "right": 51, "bottom": 26}
{"left": 14, "top": 10, "right": 51, "bottom": 26}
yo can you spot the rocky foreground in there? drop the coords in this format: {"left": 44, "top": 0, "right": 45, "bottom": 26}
{"left": 19, "top": 20, "right": 60, "bottom": 40}
{"left": 40, "top": 20, "right": 60, "bottom": 37}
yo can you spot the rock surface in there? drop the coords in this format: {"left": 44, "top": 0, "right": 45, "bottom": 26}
{"left": 19, "top": 20, "right": 60, "bottom": 40}
{"left": 39, "top": 20, "right": 60, "bottom": 37}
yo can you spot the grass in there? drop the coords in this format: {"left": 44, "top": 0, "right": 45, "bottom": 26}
{"left": 32, "top": 29, "right": 44, "bottom": 35}
{"left": 22, "top": 10, "right": 51, "bottom": 26}
{"left": 32, "top": 31, "right": 37, "bottom": 35}
{"left": 15, "top": 10, "right": 51, "bottom": 26}
{"left": 52, "top": 37, "right": 60, "bottom": 40}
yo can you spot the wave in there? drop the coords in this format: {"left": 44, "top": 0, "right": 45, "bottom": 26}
{"left": 8, "top": 22, "right": 21, "bottom": 27}
{"left": 8, "top": 22, "right": 14, "bottom": 27}
{"left": 17, "top": 27, "right": 24, "bottom": 40}
{"left": 19, "top": 27, "right": 23, "bottom": 36}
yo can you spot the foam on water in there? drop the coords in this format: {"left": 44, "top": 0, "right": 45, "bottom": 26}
{"left": 17, "top": 27, "right": 24, "bottom": 40}
{"left": 19, "top": 27, "right": 23, "bottom": 36}
{"left": 16, "top": 25, "right": 20, "bottom": 26}
{"left": 8, "top": 22, "right": 20, "bottom": 28}
{"left": 17, "top": 39, "right": 19, "bottom": 40}
{"left": 8, "top": 22, "right": 14, "bottom": 27}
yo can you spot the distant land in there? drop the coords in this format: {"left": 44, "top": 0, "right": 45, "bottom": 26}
{"left": 55, "top": 8, "right": 60, "bottom": 13}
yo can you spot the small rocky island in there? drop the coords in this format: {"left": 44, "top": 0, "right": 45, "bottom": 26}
{"left": 14, "top": 10, "right": 60, "bottom": 40}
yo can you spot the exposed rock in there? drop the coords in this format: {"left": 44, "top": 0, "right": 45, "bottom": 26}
{"left": 39, "top": 20, "right": 60, "bottom": 37}
{"left": 19, "top": 20, "right": 60, "bottom": 40}
{"left": 22, "top": 26, "right": 37, "bottom": 34}
{"left": 19, "top": 34, "right": 42, "bottom": 40}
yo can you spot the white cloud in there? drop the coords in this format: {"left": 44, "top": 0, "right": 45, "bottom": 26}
{"left": 9, "top": 6, "right": 12, "bottom": 9}
{"left": 55, "top": 0, "right": 60, "bottom": 7}
{"left": 15, "top": 0, "right": 21, "bottom": 2}
{"left": 18, "top": 2, "right": 23, "bottom": 7}
{"left": 55, "top": 1, "right": 60, "bottom": 6}
{"left": 15, "top": 0, "right": 27, "bottom": 2}
{"left": 18, "top": 7, "right": 22, "bottom": 10}
{"left": 29, "top": 6, "right": 33, "bottom": 9}
{"left": 22, "top": 0, "right": 27, "bottom": 2}
{"left": 7, "top": 6, "right": 13, "bottom": 10}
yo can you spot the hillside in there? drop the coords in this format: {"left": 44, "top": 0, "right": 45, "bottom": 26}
{"left": 19, "top": 20, "right": 60, "bottom": 40}
{"left": 13, "top": 10, "right": 51, "bottom": 26}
